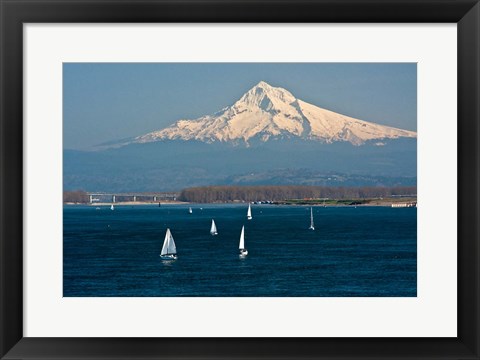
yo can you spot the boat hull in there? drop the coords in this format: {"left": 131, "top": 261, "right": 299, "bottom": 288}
{"left": 239, "top": 250, "right": 248, "bottom": 257}
{"left": 160, "top": 254, "right": 177, "bottom": 260}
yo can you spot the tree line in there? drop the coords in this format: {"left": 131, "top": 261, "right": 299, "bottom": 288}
{"left": 178, "top": 185, "right": 417, "bottom": 203}
{"left": 63, "top": 190, "right": 89, "bottom": 203}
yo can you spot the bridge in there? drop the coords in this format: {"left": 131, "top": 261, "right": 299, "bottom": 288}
{"left": 87, "top": 192, "right": 178, "bottom": 203}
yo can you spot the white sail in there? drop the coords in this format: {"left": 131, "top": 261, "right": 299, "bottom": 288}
{"left": 210, "top": 219, "right": 218, "bottom": 235}
{"left": 247, "top": 204, "right": 252, "bottom": 220}
{"left": 160, "top": 229, "right": 170, "bottom": 255}
{"left": 189, "top": 207, "right": 192, "bottom": 214}
{"left": 167, "top": 232, "right": 176, "bottom": 254}
{"left": 110, "top": 204, "right": 114, "bottom": 210}
{"left": 239, "top": 225, "right": 245, "bottom": 249}
{"left": 161, "top": 228, "right": 177, "bottom": 256}
{"left": 309, "top": 207, "right": 315, "bottom": 230}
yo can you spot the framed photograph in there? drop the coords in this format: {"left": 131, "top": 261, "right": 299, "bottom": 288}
{"left": 1, "top": 1, "right": 479, "bottom": 359}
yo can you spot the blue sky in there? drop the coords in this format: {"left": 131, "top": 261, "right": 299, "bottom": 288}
{"left": 63, "top": 63, "right": 416, "bottom": 150}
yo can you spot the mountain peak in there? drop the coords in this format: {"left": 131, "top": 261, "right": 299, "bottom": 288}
{"left": 247, "top": 81, "right": 291, "bottom": 96}
{"left": 253, "top": 80, "right": 273, "bottom": 89}
{"left": 237, "top": 81, "right": 296, "bottom": 112}
{"left": 131, "top": 82, "right": 417, "bottom": 146}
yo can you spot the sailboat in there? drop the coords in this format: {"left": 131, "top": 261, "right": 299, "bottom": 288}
{"left": 239, "top": 225, "right": 248, "bottom": 256}
{"left": 309, "top": 207, "right": 315, "bottom": 230}
{"left": 189, "top": 207, "right": 193, "bottom": 214}
{"left": 210, "top": 219, "right": 218, "bottom": 235}
{"left": 160, "top": 228, "right": 177, "bottom": 260}
{"left": 247, "top": 204, "right": 252, "bottom": 220}
{"left": 110, "top": 204, "right": 114, "bottom": 211}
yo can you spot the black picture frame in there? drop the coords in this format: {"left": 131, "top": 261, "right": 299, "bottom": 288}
{"left": 1, "top": 1, "right": 479, "bottom": 359}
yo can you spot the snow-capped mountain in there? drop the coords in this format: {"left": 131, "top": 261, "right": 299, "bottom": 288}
{"left": 132, "top": 81, "right": 416, "bottom": 146}
{"left": 68, "top": 81, "right": 417, "bottom": 191}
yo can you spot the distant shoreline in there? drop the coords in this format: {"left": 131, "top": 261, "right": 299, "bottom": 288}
{"left": 65, "top": 201, "right": 188, "bottom": 206}
{"left": 64, "top": 198, "right": 417, "bottom": 208}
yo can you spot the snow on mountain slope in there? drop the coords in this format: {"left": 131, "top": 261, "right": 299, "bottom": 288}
{"left": 134, "top": 81, "right": 416, "bottom": 146}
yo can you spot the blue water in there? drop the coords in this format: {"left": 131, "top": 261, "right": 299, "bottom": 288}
{"left": 63, "top": 204, "right": 416, "bottom": 297}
